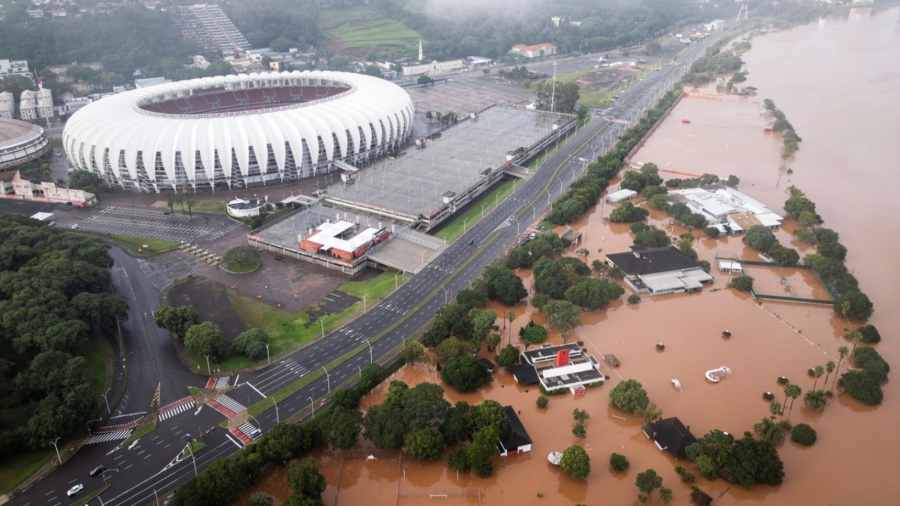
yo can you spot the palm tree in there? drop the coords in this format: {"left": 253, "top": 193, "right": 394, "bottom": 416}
{"left": 811, "top": 365, "right": 825, "bottom": 391}
{"left": 823, "top": 361, "right": 836, "bottom": 388}
{"left": 834, "top": 346, "right": 849, "bottom": 391}
{"left": 785, "top": 384, "right": 802, "bottom": 419}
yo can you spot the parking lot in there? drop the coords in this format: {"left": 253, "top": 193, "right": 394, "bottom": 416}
{"left": 75, "top": 206, "right": 241, "bottom": 243}
{"left": 407, "top": 75, "right": 532, "bottom": 114}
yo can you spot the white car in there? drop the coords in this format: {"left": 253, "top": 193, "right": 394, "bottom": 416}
{"left": 67, "top": 483, "right": 84, "bottom": 497}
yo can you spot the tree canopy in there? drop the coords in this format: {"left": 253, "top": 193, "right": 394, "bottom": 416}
{"left": 685, "top": 430, "right": 784, "bottom": 487}
{"left": 609, "top": 379, "right": 649, "bottom": 414}
{"left": 560, "top": 445, "right": 591, "bottom": 480}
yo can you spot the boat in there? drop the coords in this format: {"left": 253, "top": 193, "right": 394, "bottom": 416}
{"left": 547, "top": 451, "right": 562, "bottom": 466}
{"left": 681, "top": 118, "right": 691, "bottom": 124}
{"left": 671, "top": 378, "right": 682, "bottom": 391}
{"left": 705, "top": 366, "right": 732, "bottom": 383}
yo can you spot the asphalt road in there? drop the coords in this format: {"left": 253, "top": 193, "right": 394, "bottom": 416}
{"left": 10, "top": 34, "right": 723, "bottom": 506}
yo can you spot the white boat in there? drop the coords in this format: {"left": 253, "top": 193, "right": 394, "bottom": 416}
{"left": 547, "top": 451, "right": 562, "bottom": 466}
{"left": 705, "top": 367, "right": 732, "bottom": 383}
{"left": 671, "top": 378, "right": 682, "bottom": 390}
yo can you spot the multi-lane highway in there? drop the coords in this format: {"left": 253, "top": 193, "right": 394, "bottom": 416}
{"left": 11, "top": 34, "right": 723, "bottom": 506}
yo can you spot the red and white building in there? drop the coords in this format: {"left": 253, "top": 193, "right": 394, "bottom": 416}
{"left": 299, "top": 220, "right": 388, "bottom": 262}
{"left": 509, "top": 43, "right": 558, "bottom": 59}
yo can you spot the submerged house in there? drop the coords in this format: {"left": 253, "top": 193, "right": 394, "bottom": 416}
{"left": 498, "top": 406, "right": 533, "bottom": 457}
{"left": 642, "top": 417, "right": 697, "bottom": 459}
{"left": 606, "top": 246, "right": 713, "bottom": 295}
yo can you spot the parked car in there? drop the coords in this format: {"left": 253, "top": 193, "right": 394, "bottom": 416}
{"left": 67, "top": 484, "right": 84, "bottom": 497}
{"left": 89, "top": 465, "right": 105, "bottom": 477}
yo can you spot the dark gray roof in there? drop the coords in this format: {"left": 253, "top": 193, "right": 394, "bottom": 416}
{"left": 607, "top": 246, "right": 700, "bottom": 276}
{"left": 644, "top": 417, "right": 697, "bottom": 459}
{"left": 512, "top": 364, "right": 539, "bottom": 385}
{"left": 500, "top": 406, "right": 532, "bottom": 450}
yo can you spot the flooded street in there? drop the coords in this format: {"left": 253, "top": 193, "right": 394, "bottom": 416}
{"left": 240, "top": 8, "right": 900, "bottom": 505}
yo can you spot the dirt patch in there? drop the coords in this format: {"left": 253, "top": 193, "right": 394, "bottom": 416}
{"left": 167, "top": 276, "right": 246, "bottom": 340}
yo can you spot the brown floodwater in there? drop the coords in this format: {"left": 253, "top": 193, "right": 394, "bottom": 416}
{"left": 238, "top": 9, "right": 900, "bottom": 505}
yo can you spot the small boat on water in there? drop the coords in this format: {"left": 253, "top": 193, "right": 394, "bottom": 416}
{"left": 681, "top": 118, "right": 691, "bottom": 124}
{"left": 671, "top": 378, "right": 683, "bottom": 391}
{"left": 547, "top": 451, "right": 562, "bottom": 466}
{"left": 705, "top": 366, "right": 732, "bottom": 383}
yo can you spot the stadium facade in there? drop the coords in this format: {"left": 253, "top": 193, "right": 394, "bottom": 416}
{"left": 62, "top": 71, "right": 415, "bottom": 192}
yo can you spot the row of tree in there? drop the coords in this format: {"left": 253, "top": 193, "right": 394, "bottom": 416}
{"left": 764, "top": 99, "right": 802, "bottom": 159}
{"left": 0, "top": 215, "right": 128, "bottom": 454}
{"left": 154, "top": 305, "right": 270, "bottom": 362}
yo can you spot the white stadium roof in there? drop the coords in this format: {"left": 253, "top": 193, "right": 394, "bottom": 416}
{"left": 62, "top": 71, "right": 414, "bottom": 192}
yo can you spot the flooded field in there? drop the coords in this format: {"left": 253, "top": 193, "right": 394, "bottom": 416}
{"left": 239, "top": 8, "right": 900, "bottom": 506}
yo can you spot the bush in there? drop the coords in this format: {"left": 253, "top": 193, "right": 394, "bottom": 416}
{"left": 496, "top": 345, "right": 520, "bottom": 369}
{"left": 703, "top": 226, "right": 720, "bottom": 238}
{"left": 676, "top": 465, "right": 696, "bottom": 484}
{"left": 610, "top": 452, "right": 630, "bottom": 473}
{"left": 790, "top": 423, "right": 817, "bottom": 446}
{"left": 536, "top": 395, "right": 549, "bottom": 409}
{"left": 609, "top": 201, "right": 649, "bottom": 223}
{"left": 857, "top": 324, "right": 882, "bottom": 344}
{"left": 728, "top": 275, "right": 754, "bottom": 292}
{"left": 248, "top": 492, "right": 274, "bottom": 506}
{"left": 223, "top": 246, "right": 263, "bottom": 273}
{"left": 627, "top": 294, "right": 641, "bottom": 304}
{"left": 852, "top": 346, "right": 890, "bottom": 383}
{"left": 232, "top": 328, "right": 270, "bottom": 360}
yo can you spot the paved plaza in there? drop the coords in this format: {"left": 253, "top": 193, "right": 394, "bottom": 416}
{"left": 78, "top": 206, "right": 241, "bottom": 243}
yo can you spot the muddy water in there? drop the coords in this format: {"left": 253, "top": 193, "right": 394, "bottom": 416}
{"left": 238, "top": 10, "right": 900, "bottom": 506}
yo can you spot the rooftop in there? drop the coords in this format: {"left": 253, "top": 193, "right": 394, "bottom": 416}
{"left": 499, "top": 406, "right": 532, "bottom": 452}
{"left": 643, "top": 417, "right": 697, "bottom": 459}
{"left": 521, "top": 343, "right": 583, "bottom": 365}
{"left": 607, "top": 246, "right": 701, "bottom": 276}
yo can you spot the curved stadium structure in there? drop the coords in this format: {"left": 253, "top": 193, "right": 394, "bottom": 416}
{"left": 62, "top": 71, "right": 415, "bottom": 192}
{"left": 0, "top": 118, "right": 49, "bottom": 172}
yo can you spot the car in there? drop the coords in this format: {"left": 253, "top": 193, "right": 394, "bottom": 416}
{"left": 67, "top": 484, "right": 84, "bottom": 497}
{"left": 89, "top": 465, "right": 105, "bottom": 477}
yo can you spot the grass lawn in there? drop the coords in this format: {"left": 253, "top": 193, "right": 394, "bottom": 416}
{"left": 434, "top": 179, "right": 519, "bottom": 242}
{"left": 218, "top": 271, "right": 402, "bottom": 370}
{"left": 0, "top": 449, "right": 52, "bottom": 496}
{"left": 179, "top": 199, "right": 226, "bottom": 215}
{"left": 222, "top": 246, "right": 262, "bottom": 273}
{"left": 109, "top": 235, "right": 180, "bottom": 256}
{"left": 321, "top": 6, "right": 420, "bottom": 55}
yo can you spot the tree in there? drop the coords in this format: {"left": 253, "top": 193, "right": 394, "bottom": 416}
{"left": 403, "top": 427, "right": 446, "bottom": 460}
{"left": 441, "top": 355, "right": 491, "bottom": 392}
{"left": 610, "top": 453, "right": 629, "bottom": 473}
{"left": 803, "top": 390, "right": 828, "bottom": 411}
{"left": 790, "top": 424, "right": 817, "bottom": 446}
{"left": 838, "top": 370, "right": 883, "bottom": 405}
{"left": 743, "top": 225, "right": 777, "bottom": 253}
{"left": 728, "top": 275, "right": 754, "bottom": 292}
{"left": 496, "top": 345, "right": 520, "bottom": 368}
{"left": 676, "top": 466, "right": 696, "bottom": 484}
{"left": 560, "top": 445, "right": 591, "bottom": 480}
{"left": 249, "top": 492, "right": 275, "bottom": 506}
{"left": 288, "top": 458, "right": 326, "bottom": 502}
{"left": 401, "top": 339, "right": 426, "bottom": 364}
{"left": 823, "top": 360, "right": 836, "bottom": 387}
{"left": 536, "top": 395, "right": 549, "bottom": 409}
{"left": 783, "top": 384, "right": 801, "bottom": 419}
{"left": 852, "top": 346, "right": 890, "bottom": 383}
{"left": 485, "top": 333, "right": 501, "bottom": 352}
{"left": 636, "top": 469, "right": 663, "bottom": 503}
{"left": 753, "top": 417, "right": 789, "bottom": 446}
{"left": 184, "top": 322, "right": 226, "bottom": 360}
{"left": 68, "top": 170, "right": 103, "bottom": 193}
{"left": 327, "top": 406, "right": 362, "bottom": 450}
{"left": 565, "top": 278, "right": 624, "bottom": 310}
{"left": 154, "top": 305, "right": 200, "bottom": 340}
{"left": 834, "top": 290, "right": 873, "bottom": 321}
{"left": 854, "top": 324, "right": 882, "bottom": 344}
{"left": 519, "top": 321, "right": 548, "bottom": 345}
{"left": 610, "top": 379, "right": 650, "bottom": 414}
{"left": 469, "top": 308, "right": 497, "bottom": 344}
{"left": 660, "top": 488, "right": 673, "bottom": 504}
{"left": 543, "top": 300, "right": 580, "bottom": 338}
{"left": 483, "top": 264, "right": 528, "bottom": 305}
{"left": 467, "top": 425, "right": 499, "bottom": 477}
{"left": 811, "top": 365, "right": 825, "bottom": 391}
{"left": 686, "top": 431, "right": 784, "bottom": 487}
{"left": 232, "top": 328, "right": 269, "bottom": 360}
{"left": 435, "top": 337, "right": 473, "bottom": 365}
{"left": 536, "top": 80, "right": 579, "bottom": 113}
{"left": 609, "top": 201, "right": 649, "bottom": 223}
{"left": 834, "top": 345, "right": 850, "bottom": 390}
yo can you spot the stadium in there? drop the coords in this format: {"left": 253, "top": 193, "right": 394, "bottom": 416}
{"left": 62, "top": 71, "right": 415, "bottom": 192}
{"left": 0, "top": 118, "right": 49, "bottom": 172}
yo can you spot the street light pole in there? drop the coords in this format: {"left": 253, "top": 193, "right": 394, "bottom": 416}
{"left": 320, "top": 319, "right": 325, "bottom": 338}
{"left": 185, "top": 443, "right": 198, "bottom": 477}
{"left": 272, "top": 397, "right": 280, "bottom": 424}
{"left": 154, "top": 488, "right": 160, "bottom": 506}
{"left": 322, "top": 366, "right": 330, "bottom": 393}
{"left": 364, "top": 338, "right": 373, "bottom": 364}
{"left": 49, "top": 437, "right": 61, "bottom": 464}
{"left": 101, "top": 388, "right": 111, "bottom": 416}
{"left": 308, "top": 396, "right": 315, "bottom": 416}
{"left": 205, "top": 355, "right": 211, "bottom": 376}
{"left": 265, "top": 343, "right": 270, "bottom": 365}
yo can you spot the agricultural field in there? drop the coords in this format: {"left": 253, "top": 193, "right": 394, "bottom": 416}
{"left": 320, "top": 6, "right": 420, "bottom": 58}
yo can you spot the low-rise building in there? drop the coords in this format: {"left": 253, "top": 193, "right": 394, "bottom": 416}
{"left": 0, "top": 170, "right": 97, "bottom": 207}
{"left": 298, "top": 220, "right": 389, "bottom": 262}
{"left": 18, "top": 88, "right": 54, "bottom": 120}
{"left": 226, "top": 198, "right": 264, "bottom": 218}
{"left": 668, "top": 186, "right": 783, "bottom": 234}
{"left": 606, "top": 188, "right": 637, "bottom": 203}
{"left": 515, "top": 343, "right": 606, "bottom": 393}
{"left": 606, "top": 246, "right": 713, "bottom": 295}
{"left": 509, "top": 43, "right": 558, "bottom": 59}
{"left": 402, "top": 59, "right": 466, "bottom": 77}
{"left": 0, "top": 59, "right": 31, "bottom": 80}
{"left": 642, "top": 417, "right": 697, "bottom": 459}
{"left": 498, "top": 406, "right": 532, "bottom": 457}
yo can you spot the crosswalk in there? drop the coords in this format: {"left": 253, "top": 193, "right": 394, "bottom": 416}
{"left": 158, "top": 397, "right": 195, "bottom": 422}
{"left": 230, "top": 422, "right": 262, "bottom": 447}
{"left": 208, "top": 394, "right": 246, "bottom": 419}
{"left": 85, "top": 429, "right": 132, "bottom": 445}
